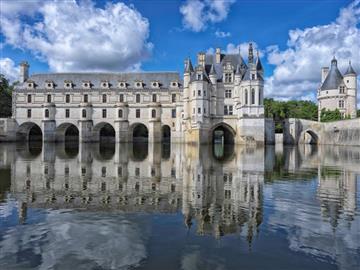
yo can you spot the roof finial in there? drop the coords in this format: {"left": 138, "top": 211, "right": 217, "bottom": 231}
{"left": 248, "top": 42, "right": 254, "bottom": 64}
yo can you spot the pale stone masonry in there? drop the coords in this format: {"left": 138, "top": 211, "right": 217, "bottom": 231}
{"left": 318, "top": 57, "right": 358, "bottom": 120}
{"left": 11, "top": 43, "right": 271, "bottom": 144}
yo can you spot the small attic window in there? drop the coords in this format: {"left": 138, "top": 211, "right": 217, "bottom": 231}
{"left": 82, "top": 82, "right": 91, "bottom": 88}
{"left": 135, "top": 82, "right": 143, "bottom": 88}
{"left": 64, "top": 81, "right": 73, "bottom": 88}
{"left": 27, "top": 82, "right": 34, "bottom": 88}
{"left": 197, "top": 74, "right": 202, "bottom": 80}
{"left": 101, "top": 82, "right": 109, "bottom": 88}
{"left": 171, "top": 82, "right": 178, "bottom": 87}
{"left": 119, "top": 82, "right": 126, "bottom": 88}
{"left": 152, "top": 82, "right": 159, "bottom": 88}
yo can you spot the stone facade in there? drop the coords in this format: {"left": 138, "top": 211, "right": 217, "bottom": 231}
{"left": 11, "top": 43, "right": 268, "bottom": 144}
{"left": 317, "top": 58, "right": 357, "bottom": 119}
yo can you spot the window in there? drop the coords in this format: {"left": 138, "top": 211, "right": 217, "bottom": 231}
{"left": 135, "top": 167, "right": 140, "bottom": 177}
{"left": 118, "top": 109, "right": 123, "bottom": 118}
{"left": 65, "top": 109, "right": 70, "bottom": 118}
{"left": 197, "top": 74, "right": 201, "bottom": 80}
{"left": 81, "top": 167, "right": 86, "bottom": 176}
{"left": 136, "top": 94, "right": 140, "bottom": 103}
{"left": 224, "top": 105, "right": 233, "bottom": 115}
{"left": 27, "top": 109, "right": 31, "bottom": 118}
{"left": 193, "top": 107, "right": 195, "bottom": 114}
{"left": 245, "top": 89, "right": 248, "bottom": 105}
{"left": 45, "top": 109, "right": 49, "bottom": 118}
{"left": 84, "top": 94, "right": 88, "bottom": 103}
{"left": 172, "top": 109, "right": 176, "bottom": 118}
{"left": 198, "top": 90, "right": 201, "bottom": 96}
{"left": 102, "top": 109, "right": 107, "bottom": 118}
{"left": 339, "top": 86, "right": 345, "bottom": 94}
{"left": 27, "top": 94, "right": 32, "bottom": 103}
{"left": 101, "top": 167, "right": 106, "bottom": 177}
{"left": 204, "top": 108, "right": 206, "bottom": 114}
{"left": 251, "top": 74, "right": 255, "bottom": 80}
{"left": 119, "top": 94, "right": 124, "bottom": 102}
{"left": 65, "top": 94, "right": 70, "bottom": 103}
{"left": 102, "top": 94, "right": 107, "bottom": 103}
{"left": 172, "top": 94, "right": 176, "bottom": 102}
{"left": 203, "top": 90, "right": 206, "bottom": 97}
{"left": 224, "top": 73, "right": 232, "bottom": 83}
{"left": 47, "top": 94, "right": 51, "bottom": 103}
{"left": 136, "top": 109, "right": 140, "bottom": 118}
{"left": 171, "top": 168, "right": 176, "bottom": 177}
{"left": 118, "top": 166, "right": 122, "bottom": 177}
{"left": 198, "top": 107, "right": 201, "bottom": 114}
{"left": 225, "top": 89, "right": 232, "bottom": 98}
{"left": 82, "top": 109, "right": 87, "bottom": 118}
{"left": 251, "top": 89, "right": 255, "bottom": 105}
{"left": 224, "top": 106, "right": 228, "bottom": 115}
{"left": 151, "top": 109, "right": 156, "bottom": 118}
{"left": 339, "top": 100, "right": 345, "bottom": 108}
{"left": 229, "top": 105, "right": 233, "bottom": 115}
{"left": 152, "top": 94, "right": 157, "bottom": 102}
{"left": 65, "top": 167, "right": 69, "bottom": 176}
{"left": 193, "top": 90, "right": 195, "bottom": 97}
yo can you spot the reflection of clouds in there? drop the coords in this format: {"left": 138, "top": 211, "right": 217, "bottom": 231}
{"left": 266, "top": 182, "right": 360, "bottom": 270}
{"left": 181, "top": 248, "right": 226, "bottom": 270}
{"left": 0, "top": 210, "right": 148, "bottom": 270}
{"left": 0, "top": 196, "right": 17, "bottom": 218}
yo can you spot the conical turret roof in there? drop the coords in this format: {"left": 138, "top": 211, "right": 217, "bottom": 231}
{"left": 344, "top": 61, "right": 356, "bottom": 75}
{"left": 184, "top": 58, "right": 194, "bottom": 73}
{"left": 320, "top": 57, "right": 343, "bottom": 91}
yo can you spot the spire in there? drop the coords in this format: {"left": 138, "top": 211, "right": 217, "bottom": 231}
{"left": 331, "top": 56, "right": 337, "bottom": 67}
{"left": 209, "top": 64, "right": 216, "bottom": 75}
{"left": 235, "top": 64, "right": 241, "bottom": 75}
{"left": 248, "top": 42, "right": 254, "bottom": 64}
{"left": 345, "top": 60, "right": 356, "bottom": 75}
{"left": 256, "top": 51, "right": 263, "bottom": 71}
{"left": 184, "top": 58, "right": 194, "bottom": 73}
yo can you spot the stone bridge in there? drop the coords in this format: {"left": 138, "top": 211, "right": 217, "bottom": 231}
{"left": 283, "top": 118, "right": 360, "bottom": 146}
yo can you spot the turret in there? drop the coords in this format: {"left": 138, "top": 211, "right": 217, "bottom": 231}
{"left": 20, "top": 61, "right": 29, "bottom": 83}
{"left": 184, "top": 58, "right": 193, "bottom": 88}
{"left": 255, "top": 51, "right": 263, "bottom": 77}
{"left": 235, "top": 64, "right": 241, "bottom": 84}
{"left": 209, "top": 64, "right": 217, "bottom": 84}
{"left": 344, "top": 61, "right": 357, "bottom": 90}
{"left": 343, "top": 60, "right": 357, "bottom": 118}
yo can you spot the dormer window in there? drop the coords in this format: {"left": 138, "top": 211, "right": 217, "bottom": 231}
{"left": 45, "top": 81, "right": 54, "bottom": 89}
{"left": 64, "top": 81, "right": 73, "bottom": 89}
{"left": 224, "top": 73, "right": 232, "bottom": 83}
{"left": 27, "top": 81, "right": 35, "bottom": 89}
{"left": 151, "top": 81, "right": 159, "bottom": 88}
{"left": 101, "top": 81, "right": 109, "bottom": 89}
{"left": 197, "top": 74, "right": 202, "bottom": 80}
{"left": 339, "top": 86, "right": 345, "bottom": 94}
{"left": 135, "top": 81, "right": 143, "bottom": 88}
{"left": 82, "top": 81, "right": 91, "bottom": 89}
{"left": 119, "top": 81, "right": 127, "bottom": 89}
{"left": 251, "top": 74, "right": 255, "bottom": 80}
{"left": 171, "top": 81, "right": 179, "bottom": 88}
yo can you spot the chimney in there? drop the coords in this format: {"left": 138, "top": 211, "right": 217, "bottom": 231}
{"left": 197, "top": 52, "right": 205, "bottom": 67}
{"left": 20, "top": 61, "right": 29, "bottom": 83}
{"left": 321, "top": 67, "right": 329, "bottom": 83}
{"left": 215, "top": 48, "right": 221, "bottom": 64}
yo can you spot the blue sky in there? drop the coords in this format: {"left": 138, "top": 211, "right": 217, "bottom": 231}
{"left": 0, "top": 0, "right": 359, "bottom": 102}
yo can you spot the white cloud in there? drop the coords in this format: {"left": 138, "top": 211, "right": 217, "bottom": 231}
{"left": 215, "top": 30, "right": 231, "bottom": 38}
{"left": 0, "top": 0, "right": 152, "bottom": 72}
{"left": 180, "top": 0, "right": 235, "bottom": 32}
{"left": 0, "top": 58, "right": 19, "bottom": 82}
{"left": 265, "top": 0, "right": 360, "bottom": 104}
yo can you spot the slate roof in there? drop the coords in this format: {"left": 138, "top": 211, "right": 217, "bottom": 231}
{"left": 344, "top": 61, "right": 357, "bottom": 75}
{"left": 320, "top": 58, "right": 344, "bottom": 91}
{"left": 16, "top": 72, "right": 182, "bottom": 90}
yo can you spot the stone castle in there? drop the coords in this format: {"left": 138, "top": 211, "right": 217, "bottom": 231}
{"left": 318, "top": 57, "right": 357, "bottom": 120}
{"left": 9, "top": 43, "right": 272, "bottom": 144}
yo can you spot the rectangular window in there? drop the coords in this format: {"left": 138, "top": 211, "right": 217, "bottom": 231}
{"left": 172, "top": 94, "right": 176, "bottom": 102}
{"left": 193, "top": 90, "right": 195, "bottom": 97}
{"left": 198, "top": 90, "right": 201, "bottom": 96}
{"left": 27, "top": 94, "right": 32, "bottom": 103}
{"left": 172, "top": 109, "right": 176, "bottom": 118}
{"left": 47, "top": 94, "right": 51, "bottom": 103}
{"left": 84, "top": 94, "right": 88, "bottom": 103}
{"left": 102, "top": 109, "right": 107, "bottom": 118}
{"left": 65, "top": 109, "right": 70, "bottom": 118}
{"left": 65, "top": 94, "right": 70, "bottom": 103}
{"left": 198, "top": 107, "right": 201, "bottom": 114}
{"left": 118, "top": 109, "right": 123, "bottom": 118}
{"left": 136, "top": 94, "right": 141, "bottom": 103}
{"left": 193, "top": 107, "right": 195, "bottom": 114}
{"left": 27, "top": 109, "right": 31, "bottom": 118}
{"left": 225, "top": 73, "right": 232, "bottom": 83}
{"left": 204, "top": 108, "right": 206, "bottom": 114}
{"left": 229, "top": 105, "right": 233, "bottom": 115}
{"left": 136, "top": 109, "right": 140, "bottom": 118}
{"left": 102, "top": 94, "right": 107, "bottom": 103}
{"left": 152, "top": 94, "right": 157, "bottom": 102}
{"left": 120, "top": 94, "right": 124, "bottom": 102}
{"left": 118, "top": 166, "right": 122, "bottom": 177}
{"left": 135, "top": 167, "right": 140, "bottom": 177}
{"left": 45, "top": 109, "right": 49, "bottom": 118}
{"left": 225, "top": 89, "right": 232, "bottom": 98}
{"left": 224, "top": 106, "right": 228, "bottom": 115}
{"left": 203, "top": 90, "right": 206, "bottom": 97}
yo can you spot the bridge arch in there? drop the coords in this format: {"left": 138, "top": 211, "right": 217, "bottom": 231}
{"left": 161, "top": 125, "right": 171, "bottom": 143}
{"left": 93, "top": 122, "right": 116, "bottom": 142}
{"left": 210, "top": 122, "right": 236, "bottom": 145}
{"left": 56, "top": 123, "right": 79, "bottom": 142}
{"left": 16, "top": 122, "right": 42, "bottom": 141}
{"left": 131, "top": 123, "right": 149, "bottom": 142}
{"left": 301, "top": 129, "right": 319, "bottom": 145}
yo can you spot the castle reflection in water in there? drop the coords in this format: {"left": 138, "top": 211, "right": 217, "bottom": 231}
{"left": 0, "top": 141, "right": 358, "bottom": 241}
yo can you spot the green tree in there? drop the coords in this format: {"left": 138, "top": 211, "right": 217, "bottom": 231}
{"left": 357, "top": 110, "right": 360, "bottom": 118}
{"left": 320, "top": 108, "right": 342, "bottom": 122}
{"left": 0, "top": 75, "right": 16, "bottom": 117}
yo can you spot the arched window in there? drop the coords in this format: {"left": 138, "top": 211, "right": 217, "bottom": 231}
{"left": 45, "top": 109, "right": 49, "bottom": 118}
{"left": 82, "top": 109, "right": 87, "bottom": 118}
{"left": 151, "top": 109, "right": 156, "bottom": 118}
{"left": 251, "top": 89, "right": 255, "bottom": 105}
{"left": 118, "top": 109, "right": 123, "bottom": 118}
{"left": 245, "top": 89, "right": 248, "bottom": 105}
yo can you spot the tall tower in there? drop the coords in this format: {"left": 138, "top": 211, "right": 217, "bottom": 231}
{"left": 343, "top": 61, "right": 357, "bottom": 118}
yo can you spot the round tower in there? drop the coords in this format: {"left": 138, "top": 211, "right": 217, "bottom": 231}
{"left": 343, "top": 61, "right": 357, "bottom": 118}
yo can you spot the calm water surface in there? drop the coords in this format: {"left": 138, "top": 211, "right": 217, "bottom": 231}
{"left": 0, "top": 142, "right": 359, "bottom": 270}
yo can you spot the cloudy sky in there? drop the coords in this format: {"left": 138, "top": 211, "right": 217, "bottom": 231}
{"left": 0, "top": 0, "right": 359, "bottom": 103}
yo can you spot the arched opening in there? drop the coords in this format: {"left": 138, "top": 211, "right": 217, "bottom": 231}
{"left": 303, "top": 130, "right": 319, "bottom": 145}
{"left": 132, "top": 123, "right": 148, "bottom": 142}
{"left": 17, "top": 122, "right": 43, "bottom": 142}
{"left": 162, "top": 125, "right": 171, "bottom": 143}
{"left": 131, "top": 142, "right": 148, "bottom": 161}
{"left": 56, "top": 123, "right": 79, "bottom": 142}
{"left": 94, "top": 123, "right": 116, "bottom": 142}
{"left": 212, "top": 124, "right": 235, "bottom": 145}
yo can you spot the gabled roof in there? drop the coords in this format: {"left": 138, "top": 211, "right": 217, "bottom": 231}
{"left": 320, "top": 58, "right": 343, "bottom": 91}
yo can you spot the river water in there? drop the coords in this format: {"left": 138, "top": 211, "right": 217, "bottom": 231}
{"left": 0, "top": 142, "right": 359, "bottom": 270}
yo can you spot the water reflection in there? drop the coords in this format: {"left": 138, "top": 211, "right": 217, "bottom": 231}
{"left": 0, "top": 142, "right": 359, "bottom": 270}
